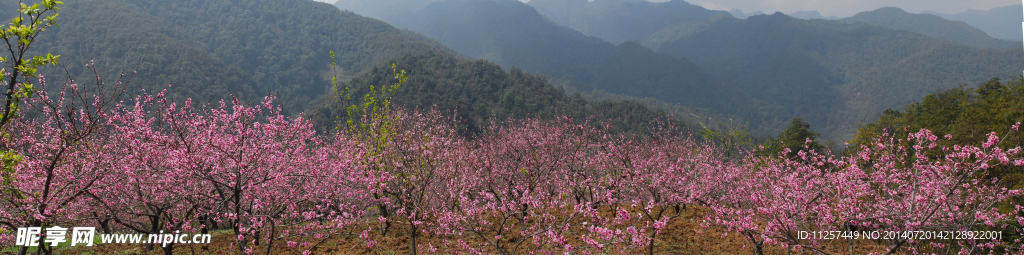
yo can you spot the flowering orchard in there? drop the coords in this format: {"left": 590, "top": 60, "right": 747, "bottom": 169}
{"left": 1, "top": 71, "right": 1024, "bottom": 255}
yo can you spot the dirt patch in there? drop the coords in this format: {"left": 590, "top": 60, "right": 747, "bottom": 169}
{"left": 56, "top": 206, "right": 898, "bottom": 255}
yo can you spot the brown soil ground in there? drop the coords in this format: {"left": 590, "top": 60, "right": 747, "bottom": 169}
{"left": 48, "top": 207, "right": 912, "bottom": 254}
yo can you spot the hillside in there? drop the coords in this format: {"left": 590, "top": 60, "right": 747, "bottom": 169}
{"left": 8, "top": 0, "right": 444, "bottom": 112}
{"left": 335, "top": 0, "right": 777, "bottom": 132}
{"left": 8, "top": 0, "right": 262, "bottom": 105}
{"left": 312, "top": 51, "right": 675, "bottom": 135}
{"left": 839, "top": 7, "right": 1017, "bottom": 50}
{"left": 656, "top": 12, "right": 1024, "bottom": 141}
{"left": 925, "top": 4, "right": 1022, "bottom": 41}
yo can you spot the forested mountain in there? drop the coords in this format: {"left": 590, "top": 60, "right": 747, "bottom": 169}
{"left": 5, "top": 0, "right": 444, "bottom": 112}
{"left": 4, "top": 0, "right": 260, "bottom": 104}
{"left": 333, "top": 0, "right": 1024, "bottom": 140}
{"left": 4, "top": 0, "right": 680, "bottom": 136}
{"left": 525, "top": 0, "right": 730, "bottom": 45}
{"left": 656, "top": 12, "right": 1024, "bottom": 141}
{"left": 15, "top": 0, "right": 1014, "bottom": 142}
{"left": 925, "top": 4, "right": 1022, "bottom": 41}
{"left": 312, "top": 52, "right": 674, "bottom": 135}
{"left": 839, "top": 7, "right": 1018, "bottom": 50}
{"left": 854, "top": 77, "right": 1024, "bottom": 149}
{"left": 335, "top": 0, "right": 776, "bottom": 132}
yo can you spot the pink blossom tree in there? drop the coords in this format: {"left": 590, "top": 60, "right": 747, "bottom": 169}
{"left": 708, "top": 127, "right": 1023, "bottom": 255}
{"left": 90, "top": 90, "right": 203, "bottom": 255}
{"left": 854, "top": 128, "right": 1022, "bottom": 254}
{"left": 437, "top": 118, "right": 594, "bottom": 254}
{"left": 593, "top": 123, "right": 739, "bottom": 255}
{"left": 0, "top": 63, "right": 129, "bottom": 255}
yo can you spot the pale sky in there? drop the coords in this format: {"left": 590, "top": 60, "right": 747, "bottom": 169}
{"left": 314, "top": 0, "right": 1020, "bottom": 19}
{"left": 681, "top": 0, "right": 1020, "bottom": 18}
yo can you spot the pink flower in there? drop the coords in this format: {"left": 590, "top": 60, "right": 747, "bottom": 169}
{"left": 983, "top": 132, "right": 999, "bottom": 148}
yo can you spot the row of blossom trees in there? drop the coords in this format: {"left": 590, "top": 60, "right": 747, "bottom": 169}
{"left": 0, "top": 68, "right": 1023, "bottom": 255}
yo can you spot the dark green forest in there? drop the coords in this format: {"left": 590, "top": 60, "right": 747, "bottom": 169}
{"left": 3, "top": 0, "right": 688, "bottom": 139}
{"left": 312, "top": 52, "right": 674, "bottom": 136}
{"left": 854, "top": 77, "right": 1024, "bottom": 149}
{"left": 5, "top": 0, "right": 445, "bottom": 112}
{"left": 335, "top": 0, "right": 787, "bottom": 134}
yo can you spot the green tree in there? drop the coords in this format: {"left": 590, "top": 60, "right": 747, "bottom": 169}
{"left": 312, "top": 52, "right": 673, "bottom": 137}
{"left": 0, "top": 0, "right": 62, "bottom": 130}
{"left": 853, "top": 76, "right": 1024, "bottom": 191}
{"left": 762, "top": 117, "right": 825, "bottom": 157}
{"left": 0, "top": 1, "right": 62, "bottom": 254}
{"left": 693, "top": 115, "right": 752, "bottom": 157}
{"left": 854, "top": 77, "right": 1024, "bottom": 149}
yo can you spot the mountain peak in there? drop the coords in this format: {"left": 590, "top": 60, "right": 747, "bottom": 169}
{"left": 923, "top": 4, "right": 1022, "bottom": 41}
{"left": 840, "top": 6, "right": 1017, "bottom": 49}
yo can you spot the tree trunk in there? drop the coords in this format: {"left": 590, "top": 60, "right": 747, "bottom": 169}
{"left": 410, "top": 224, "right": 418, "bottom": 255}
{"left": 265, "top": 223, "right": 277, "bottom": 255}
{"left": 162, "top": 242, "right": 174, "bottom": 255}
{"left": 377, "top": 203, "right": 392, "bottom": 236}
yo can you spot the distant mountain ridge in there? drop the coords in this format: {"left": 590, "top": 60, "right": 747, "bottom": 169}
{"left": 511, "top": 0, "right": 1024, "bottom": 140}
{"left": 526, "top": 0, "right": 731, "bottom": 45}
{"left": 787, "top": 10, "right": 838, "bottom": 20}
{"left": 335, "top": 0, "right": 778, "bottom": 132}
{"left": 924, "top": 4, "right": 1022, "bottom": 41}
{"left": 656, "top": 12, "right": 1024, "bottom": 140}
{"left": 31, "top": 0, "right": 1015, "bottom": 141}
{"left": 3, "top": 0, "right": 685, "bottom": 137}
{"left": 839, "top": 7, "right": 1017, "bottom": 50}
{"left": 729, "top": 8, "right": 763, "bottom": 19}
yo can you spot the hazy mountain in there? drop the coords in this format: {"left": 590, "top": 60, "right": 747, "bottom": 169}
{"left": 787, "top": 10, "right": 838, "bottom": 20}
{"left": 7, "top": 0, "right": 444, "bottom": 112}
{"left": 924, "top": 4, "right": 1022, "bottom": 41}
{"left": 332, "top": 0, "right": 445, "bottom": 23}
{"left": 335, "top": 0, "right": 776, "bottom": 131}
{"left": 526, "top": 0, "right": 731, "bottom": 44}
{"left": 656, "top": 12, "right": 1024, "bottom": 141}
{"left": 5, "top": 0, "right": 680, "bottom": 136}
{"left": 840, "top": 7, "right": 1017, "bottom": 50}
{"left": 729, "top": 8, "right": 763, "bottom": 19}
